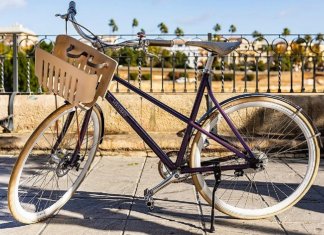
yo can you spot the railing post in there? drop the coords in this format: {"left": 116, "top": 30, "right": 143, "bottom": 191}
{"left": 161, "top": 57, "right": 164, "bottom": 93}
{"left": 127, "top": 57, "right": 130, "bottom": 93}
{"left": 301, "top": 55, "right": 305, "bottom": 92}
{"left": 116, "top": 57, "right": 120, "bottom": 93}
{"left": 194, "top": 54, "right": 198, "bottom": 92}
{"left": 243, "top": 55, "right": 248, "bottom": 92}
{"left": 172, "top": 53, "right": 176, "bottom": 93}
{"left": 255, "top": 56, "right": 259, "bottom": 93}
{"left": 184, "top": 59, "right": 188, "bottom": 93}
{"left": 26, "top": 55, "right": 31, "bottom": 93}
{"left": 290, "top": 56, "right": 294, "bottom": 93}
{"left": 150, "top": 55, "right": 153, "bottom": 93}
{"left": 312, "top": 56, "right": 317, "bottom": 93}
{"left": 13, "top": 33, "right": 19, "bottom": 92}
{"left": 267, "top": 54, "right": 271, "bottom": 93}
{"left": 138, "top": 57, "right": 142, "bottom": 90}
{"left": 221, "top": 56, "right": 225, "bottom": 92}
{"left": 232, "top": 55, "right": 236, "bottom": 93}
{"left": 0, "top": 56, "right": 4, "bottom": 93}
{"left": 278, "top": 55, "right": 282, "bottom": 93}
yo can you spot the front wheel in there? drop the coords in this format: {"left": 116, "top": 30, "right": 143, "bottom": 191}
{"left": 8, "top": 104, "right": 102, "bottom": 224}
{"left": 190, "top": 95, "right": 320, "bottom": 219}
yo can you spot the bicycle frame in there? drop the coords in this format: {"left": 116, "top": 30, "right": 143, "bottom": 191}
{"left": 104, "top": 54, "right": 255, "bottom": 174}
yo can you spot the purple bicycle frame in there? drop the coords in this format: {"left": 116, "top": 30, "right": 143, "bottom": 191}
{"left": 105, "top": 73, "right": 254, "bottom": 174}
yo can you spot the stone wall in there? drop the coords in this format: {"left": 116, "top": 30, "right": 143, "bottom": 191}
{"left": 0, "top": 93, "right": 323, "bottom": 151}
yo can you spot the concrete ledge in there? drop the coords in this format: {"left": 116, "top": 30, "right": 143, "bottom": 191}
{"left": 0, "top": 132, "right": 182, "bottom": 155}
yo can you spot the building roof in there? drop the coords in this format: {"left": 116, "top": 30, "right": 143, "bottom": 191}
{"left": 0, "top": 23, "right": 35, "bottom": 35}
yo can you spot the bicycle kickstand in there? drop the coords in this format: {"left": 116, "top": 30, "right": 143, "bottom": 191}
{"left": 209, "top": 163, "right": 221, "bottom": 233}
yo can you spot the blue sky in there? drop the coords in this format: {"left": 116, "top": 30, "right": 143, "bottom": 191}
{"left": 1, "top": 0, "right": 324, "bottom": 35}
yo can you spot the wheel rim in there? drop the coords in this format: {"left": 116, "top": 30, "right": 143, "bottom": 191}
{"left": 11, "top": 106, "right": 100, "bottom": 222}
{"left": 191, "top": 99, "right": 318, "bottom": 218}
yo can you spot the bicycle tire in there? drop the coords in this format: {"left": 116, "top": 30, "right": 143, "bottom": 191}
{"left": 190, "top": 95, "right": 320, "bottom": 219}
{"left": 8, "top": 104, "right": 102, "bottom": 224}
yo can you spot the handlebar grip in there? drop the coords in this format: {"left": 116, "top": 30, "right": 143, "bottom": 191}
{"left": 68, "top": 1, "right": 77, "bottom": 16}
{"left": 146, "top": 39, "right": 173, "bottom": 47}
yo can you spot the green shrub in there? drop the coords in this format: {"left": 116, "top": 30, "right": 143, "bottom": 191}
{"left": 212, "top": 73, "right": 234, "bottom": 81}
{"left": 167, "top": 71, "right": 187, "bottom": 80}
{"left": 238, "top": 66, "right": 245, "bottom": 71}
{"left": 242, "top": 74, "right": 255, "bottom": 81}
{"left": 129, "top": 72, "right": 150, "bottom": 80}
{"left": 250, "top": 60, "right": 266, "bottom": 72}
{"left": 258, "top": 61, "right": 266, "bottom": 71}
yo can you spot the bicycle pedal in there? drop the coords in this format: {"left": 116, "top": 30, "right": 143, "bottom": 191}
{"left": 146, "top": 198, "right": 155, "bottom": 210}
{"left": 144, "top": 188, "right": 155, "bottom": 210}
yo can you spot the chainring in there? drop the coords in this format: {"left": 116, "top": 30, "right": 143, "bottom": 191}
{"left": 157, "top": 151, "right": 191, "bottom": 183}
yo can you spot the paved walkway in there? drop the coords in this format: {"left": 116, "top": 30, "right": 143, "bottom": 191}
{"left": 0, "top": 153, "right": 323, "bottom": 235}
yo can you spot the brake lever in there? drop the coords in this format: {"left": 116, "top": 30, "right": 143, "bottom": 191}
{"left": 55, "top": 13, "right": 68, "bottom": 20}
{"left": 139, "top": 40, "right": 160, "bottom": 60}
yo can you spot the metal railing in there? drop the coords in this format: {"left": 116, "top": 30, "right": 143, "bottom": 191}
{"left": 1, "top": 32, "right": 324, "bottom": 132}
{"left": 0, "top": 33, "right": 324, "bottom": 94}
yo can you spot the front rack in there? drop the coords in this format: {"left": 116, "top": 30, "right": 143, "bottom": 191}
{"left": 35, "top": 35, "right": 117, "bottom": 107}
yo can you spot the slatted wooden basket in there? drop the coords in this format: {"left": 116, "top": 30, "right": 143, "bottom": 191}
{"left": 35, "top": 35, "right": 117, "bottom": 108}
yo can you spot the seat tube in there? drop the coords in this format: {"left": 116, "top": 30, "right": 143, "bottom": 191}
{"left": 175, "top": 54, "right": 215, "bottom": 166}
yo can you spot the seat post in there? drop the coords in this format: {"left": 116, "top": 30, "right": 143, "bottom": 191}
{"left": 203, "top": 53, "right": 215, "bottom": 74}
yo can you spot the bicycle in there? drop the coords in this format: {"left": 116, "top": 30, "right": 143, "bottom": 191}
{"left": 8, "top": 1, "right": 321, "bottom": 230}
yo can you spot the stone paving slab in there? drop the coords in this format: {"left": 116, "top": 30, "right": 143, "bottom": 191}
{"left": 0, "top": 154, "right": 323, "bottom": 234}
{"left": 39, "top": 218, "right": 126, "bottom": 235}
{"left": 125, "top": 157, "right": 203, "bottom": 234}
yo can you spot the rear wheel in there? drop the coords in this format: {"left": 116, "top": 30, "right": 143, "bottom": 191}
{"left": 8, "top": 104, "right": 102, "bottom": 224}
{"left": 190, "top": 95, "right": 320, "bottom": 219}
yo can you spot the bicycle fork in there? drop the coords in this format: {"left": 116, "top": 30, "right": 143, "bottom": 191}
{"left": 51, "top": 106, "right": 93, "bottom": 169}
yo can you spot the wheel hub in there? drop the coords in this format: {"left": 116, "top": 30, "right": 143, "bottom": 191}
{"left": 56, "top": 153, "right": 73, "bottom": 177}
{"left": 49, "top": 149, "right": 76, "bottom": 177}
{"left": 243, "top": 150, "right": 268, "bottom": 174}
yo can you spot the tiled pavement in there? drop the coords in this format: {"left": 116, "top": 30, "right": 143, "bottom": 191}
{"left": 0, "top": 153, "right": 323, "bottom": 235}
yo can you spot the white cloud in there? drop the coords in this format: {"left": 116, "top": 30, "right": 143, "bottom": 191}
{"left": 0, "top": 0, "right": 26, "bottom": 10}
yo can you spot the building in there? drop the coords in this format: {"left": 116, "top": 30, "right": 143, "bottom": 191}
{"left": 0, "top": 23, "right": 38, "bottom": 48}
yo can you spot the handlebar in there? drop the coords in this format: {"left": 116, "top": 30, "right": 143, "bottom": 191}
{"left": 59, "top": 1, "right": 184, "bottom": 51}
{"left": 145, "top": 39, "right": 184, "bottom": 47}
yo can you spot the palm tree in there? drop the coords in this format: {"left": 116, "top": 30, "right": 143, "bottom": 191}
{"left": 158, "top": 22, "right": 168, "bottom": 34}
{"left": 174, "top": 27, "right": 184, "bottom": 37}
{"left": 304, "top": 34, "right": 312, "bottom": 43}
{"left": 213, "top": 23, "right": 221, "bottom": 33}
{"left": 132, "top": 18, "right": 139, "bottom": 35}
{"left": 282, "top": 27, "right": 291, "bottom": 36}
{"left": 316, "top": 33, "right": 324, "bottom": 41}
{"left": 252, "top": 30, "right": 263, "bottom": 38}
{"left": 228, "top": 24, "right": 237, "bottom": 33}
{"left": 108, "top": 19, "right": 118, "bottom": 33}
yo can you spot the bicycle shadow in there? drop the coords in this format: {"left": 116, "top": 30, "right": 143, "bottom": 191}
{"left": 0, "top": 156, "right": 323, "bottom": 234}
{"left": 1, "top": 189, "right": 319, "bottom": 235}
